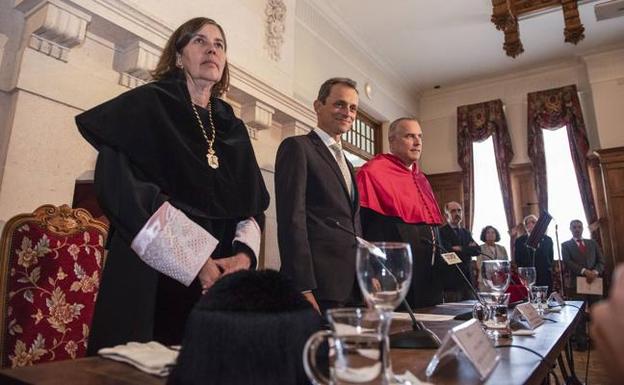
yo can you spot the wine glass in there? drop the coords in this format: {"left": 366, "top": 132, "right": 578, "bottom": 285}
{"left": 481, "top": 260, "right": 511, "bottom": 293}
{"left": 518, "top": 267, "right": 537, "bottom": 302}
{"left": 357, "top": 242, "right": 412, "bottom": 384}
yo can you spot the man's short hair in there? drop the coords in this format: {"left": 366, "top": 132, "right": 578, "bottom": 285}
{"left": 316, "top": 77, "right": 358, "bottom": 104}
{"left": 570, "top": 219, "right": 583, "bottom": 228}
{"left": 523, "top": 214, "right": 538, "bottom": 227}
{"left": 388, "top": 117, "right": 419, "bottom": 141}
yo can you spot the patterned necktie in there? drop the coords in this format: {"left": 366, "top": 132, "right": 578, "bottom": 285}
{"left": 330, "top": 143, "right": 353, "bottom": 198}
{"left": 577, "top": 239, "right": 587, "bottom": 254}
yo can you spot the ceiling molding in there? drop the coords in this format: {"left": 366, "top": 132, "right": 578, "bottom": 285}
{"left": 298, "top": 0, "right": 416, "bottom": 95}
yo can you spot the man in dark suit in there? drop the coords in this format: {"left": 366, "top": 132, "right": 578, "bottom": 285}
{"left": 514, "top": 214, "right": 554, "bottom": 291}
{"left": 439, "top": 201, "right": 480, "bottom": 302}
{"left": 275, "top": 77, "right": 362, "bottom": 313}
{"left": 562, "top": 219, "right": 605, "bottom": 350}
{"left": 562, "top": 219, "right": 605, "bottom": 295}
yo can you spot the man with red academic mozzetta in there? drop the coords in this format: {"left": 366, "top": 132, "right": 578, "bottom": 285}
{"left": 357, "top": 117, "right": 445, "bottom": 308}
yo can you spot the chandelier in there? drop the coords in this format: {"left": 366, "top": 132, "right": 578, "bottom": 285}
{"left": 490, "top": 0, "right": 586, "bottom": 58}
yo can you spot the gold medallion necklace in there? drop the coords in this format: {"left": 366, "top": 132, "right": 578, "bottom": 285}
{"left": 191, "top": 99, "right": 219, "bottom": 169}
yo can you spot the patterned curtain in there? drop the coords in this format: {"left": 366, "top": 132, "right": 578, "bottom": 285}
{"left": 526, "top": 85, "right": 598, "bottom": 236}
{"left": 457, "top": 99, "right": 515, "bottom": 237}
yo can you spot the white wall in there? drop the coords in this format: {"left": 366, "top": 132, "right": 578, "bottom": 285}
{"left": 583, "top": 48, "right": 624, "bottom": 149}
{"left": 416, "top": 57, "right": 618, "bottom": 174}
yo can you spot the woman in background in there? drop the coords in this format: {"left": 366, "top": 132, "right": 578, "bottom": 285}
{"left": 477, "top": 225, "right": 509, "bottom": 290}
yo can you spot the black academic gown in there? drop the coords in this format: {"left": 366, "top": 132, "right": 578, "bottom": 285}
{"left": 514, "top": 234, "right": 553, "bottom": 290}
{"left": 360, "top": 207, "right": 444, "bottom": 308}
{"left": 76, "top": 74, "right": 269, "bottom": 354}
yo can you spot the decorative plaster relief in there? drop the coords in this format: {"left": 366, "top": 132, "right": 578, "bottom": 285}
{"left": 265, "top": 0, "right": 287, "bottom": 61}
{"left": 17, "top": 0, "right": 91, "bottom": 62}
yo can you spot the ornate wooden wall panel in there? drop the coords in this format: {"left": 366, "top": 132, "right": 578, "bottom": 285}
{"left": 588, "top": 155, "right": 612, "bottom": 263}
{"left": 510, "top": 163, "right": 538, "bottom": 229}
{"left": 596, "top": 147, "right": 624, "bottom": 271}
{"left": 427, "top": 171, "right": 463, "bottom": 217}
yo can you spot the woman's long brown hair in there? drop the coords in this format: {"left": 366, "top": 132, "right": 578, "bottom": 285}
{"left": 151, "top": 17, "right": 230, "bottom": 97}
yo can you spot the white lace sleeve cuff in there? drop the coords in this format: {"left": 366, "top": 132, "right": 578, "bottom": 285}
{"left": 130, "top": 202, "right": 218, "bottom": 286}
{"left": 234, "top": 217, "right": 261, "bottom": 259}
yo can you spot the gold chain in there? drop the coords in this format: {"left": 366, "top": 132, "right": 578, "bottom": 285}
{"left": 191, "top": 99, "right": 219, "bottom": 169}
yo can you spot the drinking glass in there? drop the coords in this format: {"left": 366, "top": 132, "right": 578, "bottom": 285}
{"left": 356, "top": 242, "right": 412, "bottom": 384}
{"left": 481, "top": 260, "right": 511, "bottom": 294}
{"left": 518, "top": 267, "right": 537, "bottom": 302}
{"left": 531, "top": 285, "right": 549, "bottom": 315}
{"left": 303, "top": 308, "right": 384, "bottom": 385}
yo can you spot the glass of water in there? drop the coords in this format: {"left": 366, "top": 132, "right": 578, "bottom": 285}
{"left": 356, "top": 242, "right": 412, "bottom": 384}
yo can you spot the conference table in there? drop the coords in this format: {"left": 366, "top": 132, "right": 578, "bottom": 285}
{"left": 0, "top": 301, "right": 583, "bottom": 385}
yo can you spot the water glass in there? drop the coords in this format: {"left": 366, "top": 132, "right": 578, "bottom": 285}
{"left": 531, "top": 285, "right": 549, "bottom": 315}
{"left": 303, "top": 308, "right": 384, "bottom": 385}
{"left": 356, "top": 242, "right": 412, "bottom": 384}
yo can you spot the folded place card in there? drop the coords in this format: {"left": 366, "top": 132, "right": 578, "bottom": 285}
{"left": 576, "top": 277, "right": 603, "bottom": 295}
{"left": 441, "top": 252, "right": 462, "bottom": 265}
{"left": 426, "top": 319, "right": 499, "bottom": 381}
{"left": 512, "top": 303, "right": 544, "bottom": 330}
{"left": 548, "top": 292, "right": 565, "bottom": 307}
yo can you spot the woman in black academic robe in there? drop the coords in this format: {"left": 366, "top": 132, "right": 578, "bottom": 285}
{"left": 76, "top": 17, "right": 269, "bottom": 354}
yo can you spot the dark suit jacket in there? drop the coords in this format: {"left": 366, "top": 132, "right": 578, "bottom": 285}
{"left": 275, "top": 131, "right": 361, "bottom": 302}
{"left": 439, "top": 224, "right": 479, "bottom": 290}
{"left": 514, "top": 234, "right": 553, "bottom": 289}
{"left": 561, "top": 238, "right": 605, "bottom": 290}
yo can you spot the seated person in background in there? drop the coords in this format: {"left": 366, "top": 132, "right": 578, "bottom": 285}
{"left": 477, "top": 225, "right": 509, "bottom": 291}
{"left": 168, "top": 269, "right": 324, "bottom": 385}
{"left": 514, "top": 214, "right": 553, "bottom": 292}
{"left": 591, "top": 264, "right": 624, "bottom": 382}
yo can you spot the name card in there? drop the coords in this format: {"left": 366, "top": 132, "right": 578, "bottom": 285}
{"left": 576, "top": 277, "right": 603, "bottom": 295}
{"left": 513, "top": 303, "right": 544, "bottom": 330}
{"left": 548, "top": 292, "right": 565, "bottom": 307}
{"left": 426, "top": 319, "right": 499, "bottom": 380}
{"left": 441, "top": 252, "right": 462, "bottom": 265}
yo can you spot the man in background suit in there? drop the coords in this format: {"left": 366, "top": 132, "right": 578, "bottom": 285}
{"left": 562, "top": 219, "right": 605, "bottom": 295}
{"left": 562, "top": 219, "right": 605, "bottom": 350}
{"left": 275, "top": 77, "right": 362, "bottom": 313}
{"left": 514, "top": 214, "right": 554, "bottom": 291}
{"left": 439, "top": 201, "right": 480, "bottom": 302}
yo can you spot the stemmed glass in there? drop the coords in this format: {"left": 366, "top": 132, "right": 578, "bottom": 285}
{"left": 357, "top": 242, "right": 412, "bottom": 384}
{"left": 481, "top": 261, "right": 511, "bottom": 336}
{"left": 481, "top": 260, "right": 511, "bottom": 294}
{"left": 518, "top": 267, "right": 537, "bottom": 303}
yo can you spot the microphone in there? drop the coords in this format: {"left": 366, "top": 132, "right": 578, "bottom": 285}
{"left": 326, "top": 217, "right": 441, "bottom": 349}
{"left": 421, "top": 239, "right": 485, "bottom": 306}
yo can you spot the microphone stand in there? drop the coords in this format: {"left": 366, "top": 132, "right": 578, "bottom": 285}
{"left": 554, "top": 222, "right": 565, "bottom": 299}
{"left": 422, "top": 239, "right": 485, "bottom": 306}
{"left": 326, "top": 218, "right": 442, "bottom": 349}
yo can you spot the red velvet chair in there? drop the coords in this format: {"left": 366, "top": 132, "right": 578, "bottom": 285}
{"left": 0, "top": 205, "right": 108, "bottom": 368}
